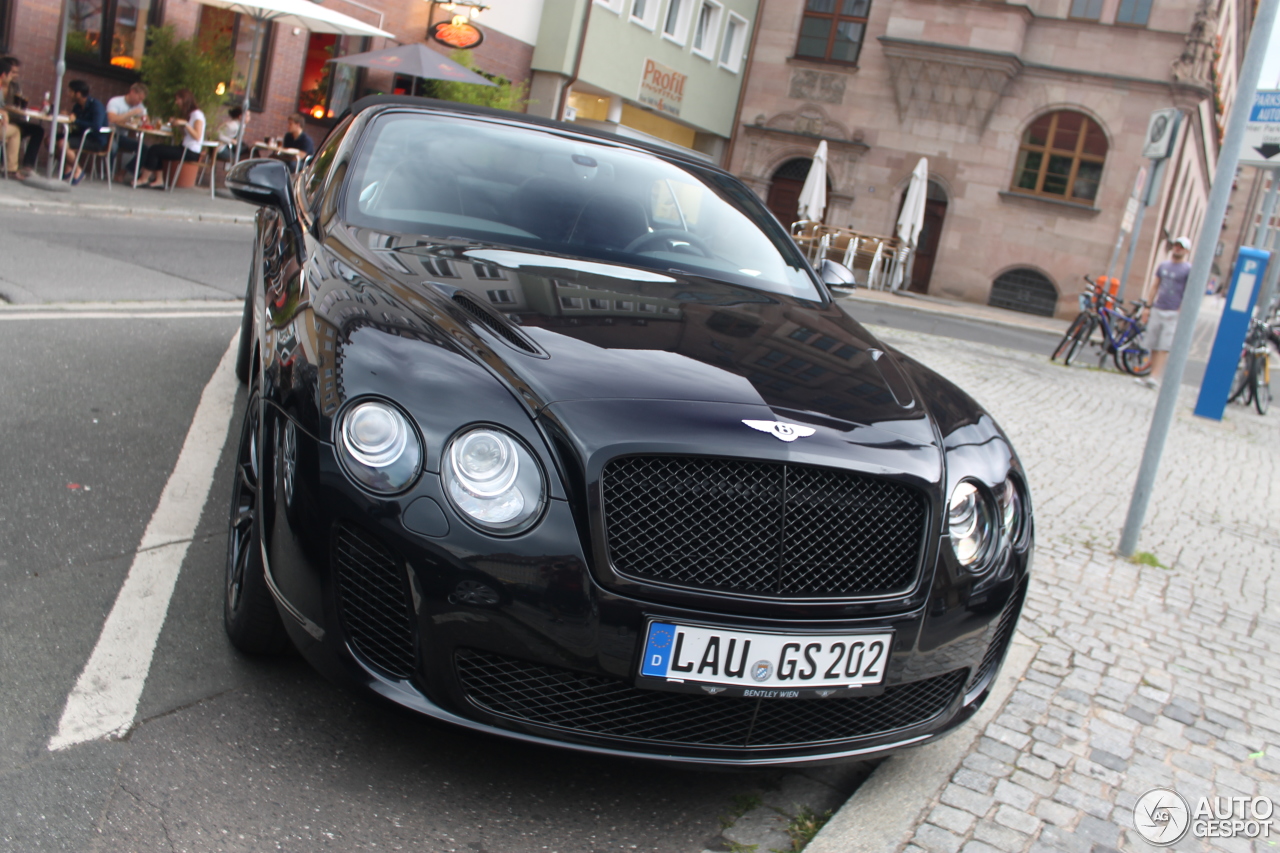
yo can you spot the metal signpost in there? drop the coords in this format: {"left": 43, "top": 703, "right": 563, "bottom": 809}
{"left": 1118, "top": 110, "right": 1182, "bottom": 301}
{"left": 1193, "top": 248, "right": 1269, "bottom": 420}
{"left": 1118, "top": 0, "right": 1278, "bottom": 558}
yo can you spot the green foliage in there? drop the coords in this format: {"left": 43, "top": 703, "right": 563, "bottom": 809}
{"left": 421, "top": 49, "right": 532, "bottom": 113}
{"left": 779, "top": 807, "right": 832, "bottom": 851}
{"left": 1129, "top": 551, "right": 1167, "bottom": 569}
{"left": 140, "top": 25, "right": 234, "bottom": 121}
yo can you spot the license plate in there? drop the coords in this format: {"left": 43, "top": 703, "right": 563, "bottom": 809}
{"left": 638, "top": 621, "right": 892, "bottom": 696}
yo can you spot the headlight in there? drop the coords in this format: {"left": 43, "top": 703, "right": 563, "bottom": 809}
{"left": 443, "top": 427, "right": 545, "bottom": 534}
{"left": 337, "top": 400, "right": 423, "bottom": 493}
{"left": 948, "top": 481, "right": 997, "bottom": 569}
{"left": 996, "top": 479, "right": 1027, "bottom": 548}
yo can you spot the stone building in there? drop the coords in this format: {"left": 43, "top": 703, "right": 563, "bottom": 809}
{"left": 727, "top": 0, "right": 1252, "bottom": 317}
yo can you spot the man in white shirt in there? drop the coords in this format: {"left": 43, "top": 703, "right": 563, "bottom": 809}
{"left": 107, "top": 82, "right": 147, "bottom": 179}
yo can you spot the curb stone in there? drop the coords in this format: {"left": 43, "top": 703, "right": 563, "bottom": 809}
{"left": 0, "top": 193, "right": 255, "bottom": 225}
{"left": 802, "top": 633, "right": 1040, "bottom": 853}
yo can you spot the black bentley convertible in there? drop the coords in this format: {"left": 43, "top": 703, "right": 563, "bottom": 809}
{"left": 223, "top": 95, "right": 1032, "bottom": 766}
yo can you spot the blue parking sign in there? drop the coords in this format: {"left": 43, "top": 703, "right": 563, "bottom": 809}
{"left": 1195, "top": 248, "right": 1269, "bottom": 420}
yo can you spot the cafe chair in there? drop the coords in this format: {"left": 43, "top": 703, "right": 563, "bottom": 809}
{"left": 70, "top": 126, "right": 115, "bottom": 190}
{"left": 194, "top": 140, "right": 222, "bottom": 200}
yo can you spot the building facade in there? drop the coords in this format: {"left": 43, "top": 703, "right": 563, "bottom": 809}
{"left": 528, "top": 0, "right": 760, "bottom": 162}
{"left": 727, "top": 0, "right": 1251, "bottom": 316}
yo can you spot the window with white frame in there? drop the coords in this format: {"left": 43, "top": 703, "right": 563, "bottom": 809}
{"left": 594, "top": 0, "right": 624, "bottom": 13}
{"left": 663, "top": 0, "right": 693, "bottom": 43}
{"left": 631, "top": 0, "right": 659, "bottom": 29}
{"left": 691, "top": 0, "right": 723, "bottom": 58}
{"left": 719, "top": 11, "right": 748, "bottom": 70}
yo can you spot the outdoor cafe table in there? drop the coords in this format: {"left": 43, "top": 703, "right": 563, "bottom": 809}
{"left": 117, "top": 125, "right": 173, "bottom": 187}
{"left": 7, "top": 108, "right": 71, "bottom": 178}
{"left": 250, "top": 140, "right": 307, "bottom": 163}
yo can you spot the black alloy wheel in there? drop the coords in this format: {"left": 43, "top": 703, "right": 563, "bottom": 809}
{"left": 225, "top": 385, "right": 290, "bottom": 654}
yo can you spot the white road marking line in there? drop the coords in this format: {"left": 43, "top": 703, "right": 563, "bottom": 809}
{"left": 48, "top": 334, "right": 241, "bottom": 751}
{"left": 0, "top": 312, "right": 240, "bottom": 320}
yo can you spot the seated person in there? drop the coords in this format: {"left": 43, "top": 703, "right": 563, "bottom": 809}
{"left": 135, "top": 88, "right": 205, "bottom": 189}
{"left": 106, "top": 82, "right": 147, "bottom": 178}
{"left": 216, "top": 106, "right": 246, "bottom": 161}
{"left": 2, "top": 55, "right": 45, "bottom": 174}
{"left": 279, "top": 113, "right": 314, "bottom": 170}
{"left": 56, "top": 79, "right": 107, "bottom": 184}
{"left": 0, "top": 57, "right": 24, "bottom": 178}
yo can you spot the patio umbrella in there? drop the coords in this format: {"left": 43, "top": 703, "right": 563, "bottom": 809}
{"left": 328, "top": 43, "right": 497, "bottom": 87}
{"left": 891, "top": 157, "right": 929, "bottom": 291}
{"left": 796, "top": 140, "right": 828, "bottom": 224}
{"left": 192, "top": 0, "right": 394, "bottom": 161}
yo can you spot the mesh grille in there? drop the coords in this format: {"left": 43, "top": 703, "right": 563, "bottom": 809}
{"left": 334, "top": 524, "right": 417, "bottom": 679}
{"left": 452, "top": 293, "right": 538, "bottom": 354}
{"left": 602, "top": 456, "right": 927, "bottom": 597}
{"left": 456, "top": 649, "right": 965, "bottom": 748}
{"left": 971, "top": 579, "right": 1026, "bottom": 688}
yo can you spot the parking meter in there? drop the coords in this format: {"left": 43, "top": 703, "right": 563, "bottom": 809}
{"left": 1194, "top": 247, "right": 1269, "bottom": 420}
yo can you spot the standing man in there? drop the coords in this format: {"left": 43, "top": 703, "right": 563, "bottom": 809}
{"left": 106, "top": 82, "right": 147, "bottom": 179}
{"left": 1137, "top": 236, "right": 1193, "bottom": 389}
{"left": 0, "top": 55, "right": 44, "bottom": 175}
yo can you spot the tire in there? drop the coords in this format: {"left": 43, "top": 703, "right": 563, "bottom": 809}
{"left": 1255, "top": 359, "right": 1272, "bottom": 415}
{"left": 224, "top": 384, "right": 290, "bottom": 654}
{"left": 1063, "top": 316, "right": 1095, "bottom": 366}
{"left": 234, "top": 286, "right": 253, "bottom": 385}
{"left": 1120, "top": 345, "right": 1152, "bottom": 376}
{"left": 1229, "top": 355, "right": 1252, "bottom": 405}
{"left": 1052, "top": 313, "right": 1090, "bottom": 362}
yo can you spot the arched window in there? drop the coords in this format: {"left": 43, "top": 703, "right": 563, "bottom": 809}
{"left": 1012, "top": 111, "right": 1107, "bottom": 204}
{"left": 989, "top": 268, "right": 1059, "bottom": 317}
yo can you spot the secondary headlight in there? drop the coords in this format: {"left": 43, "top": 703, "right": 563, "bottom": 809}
{"left": 443, "top": 427, "right": 545, "bottom": 534}
{"left": 948, "top": 481, "right": 997, "bottom": 569}
{"left": 996, "top": 478, "right": 1027, "bottom": 548}
{"left": 337, "top": 400, "right": 423, "bottom": 493}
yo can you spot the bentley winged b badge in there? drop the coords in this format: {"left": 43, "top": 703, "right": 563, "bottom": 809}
{"left": 742, "top": 420, "right": 817, "bottom": 442}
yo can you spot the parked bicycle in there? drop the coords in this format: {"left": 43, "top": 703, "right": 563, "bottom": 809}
{"left": 1051, "top": 275, "right": 1151, "bottom": 375}
{"left": 1228, "top": 313, "right": 1277, "bottom": 415}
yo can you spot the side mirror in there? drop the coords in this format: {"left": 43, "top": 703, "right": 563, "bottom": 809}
{"left": 226, "top": 157, "right": 294, "bottom": 215}
{"left": 820, "top": 258, "right": 858, "bottom": 290}
{"left": 226, "top": 158, "right": 306, "bottom": 263}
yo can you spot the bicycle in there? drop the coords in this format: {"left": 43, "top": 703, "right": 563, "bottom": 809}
{"left": 1051, "top": 276, "right": 1151, "bottom": 375}
{"left": 1228, "top": 315, "right": 1276, "bottom": 415}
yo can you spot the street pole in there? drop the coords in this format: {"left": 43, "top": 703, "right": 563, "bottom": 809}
{"left": 1257, "top": 175, "right": 1280, "bottom": 313}
{"left": 1118, "top": 159, "right": 1158, "bottom": 301}
{"left": 1253, "top": 167, "right": 1280, "bottom": 247}
{"left": 46, "top": 0, "right": 68, "bottom": 180}
{"left": 1118, "top": 0, "right": 1278, "bottom": 557}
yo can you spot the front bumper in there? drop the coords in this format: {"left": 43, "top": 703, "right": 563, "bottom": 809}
{"left": 260, "top": 421, "right": 1030, "bottom": 767}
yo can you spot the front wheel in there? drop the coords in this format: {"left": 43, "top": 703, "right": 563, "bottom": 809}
{"left": 1254, "top": 357, "right": 1272, "bottom": 415}
{"left": 225, "top": 386, "right": 290, "bottom": 654}
{"left": 1052, "top": 313, "right": 1090, "bottom": 362}
{"left": 1063, "top": 316, "right": 1095, "bottom": 366}
{"left": 1119, "top": 345, "right": 1152, "bottom": 376}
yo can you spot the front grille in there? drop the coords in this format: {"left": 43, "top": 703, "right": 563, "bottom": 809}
{"left": 456, "top": 649, "right": 965, "bottom": 748}
{"left": 602, "top": 456, "right": 928, "bottom": 597}
{"left": 971, "top": 579, "right": 1026, "bottom": 688}
{"left": 334, "top": 524, "right": 417, "bottom": 679}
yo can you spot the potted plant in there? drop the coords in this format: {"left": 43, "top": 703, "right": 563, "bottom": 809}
{"left": 139, "top": 26, "right": 233, "bottom": 188}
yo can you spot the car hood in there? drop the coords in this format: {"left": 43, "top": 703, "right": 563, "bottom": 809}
{"left": 323, "top": 231, "right": 938, "bottom": 446}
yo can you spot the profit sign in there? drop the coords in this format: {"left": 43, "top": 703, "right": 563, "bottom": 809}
{"left": 638, "top": 59, "right": 685, "bottom": 118}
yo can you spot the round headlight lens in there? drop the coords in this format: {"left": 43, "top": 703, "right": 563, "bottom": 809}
{"left": 996, "top": 479, "right": 1025, "bottom": 546}
{"left": 337, "top": 400, "right": 422, "bottom": 493}
{"left": 948, "top": 481, "right": 996, "bottom": 568}
{"left": 444, "top": 427, "right": 545, "bottom": 533}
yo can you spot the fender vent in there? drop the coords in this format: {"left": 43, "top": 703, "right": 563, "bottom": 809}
{"left": 452, "top": 293, "right": 539, "bottom": 355}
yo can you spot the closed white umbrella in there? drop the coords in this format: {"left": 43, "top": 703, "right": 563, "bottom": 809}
{"left": 796, "top": 140, "right": 828, "bottom": 224}
{"left": 891, "top": 157, "right": 928, "bottom": 291}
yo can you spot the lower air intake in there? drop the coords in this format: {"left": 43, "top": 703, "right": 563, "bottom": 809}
{"left": 334, "top": 523, "right": 417, "bottom": 680}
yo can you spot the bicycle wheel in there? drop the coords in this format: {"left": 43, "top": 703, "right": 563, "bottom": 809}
{"left": 1052, "top": 313, "right": 1091, "bottom": 362}
{"left": 1229, "top": 354, "right": 1252, "bottom": 404}
{"left": 1255, "top": 355, "right": 1271, "bottom": 415}
{"left": 1064, "top": 316, "right": 1095, "bottom": 366}
{"left": 1120, "top": 344, "right": 1152, "bottom": 376}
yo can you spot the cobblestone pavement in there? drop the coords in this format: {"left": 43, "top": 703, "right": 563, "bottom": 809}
{"left": 871, "top": 326, "right": 1280, "bottom": 853}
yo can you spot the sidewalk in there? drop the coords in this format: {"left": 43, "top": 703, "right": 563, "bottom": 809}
{"left": 0, "top": 171, "right": 255, "bottom": 224}
{"left": 801, "top": 325, "right": 1279, "bottom": 853}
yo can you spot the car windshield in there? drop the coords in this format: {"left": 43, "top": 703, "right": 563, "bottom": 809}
{"left": 343, "top": 111, "right": 820, "bottom": 300}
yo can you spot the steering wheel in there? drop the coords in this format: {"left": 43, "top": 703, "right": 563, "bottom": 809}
{"left": 624, "top": 229, "right": 715, "bottom": 258}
